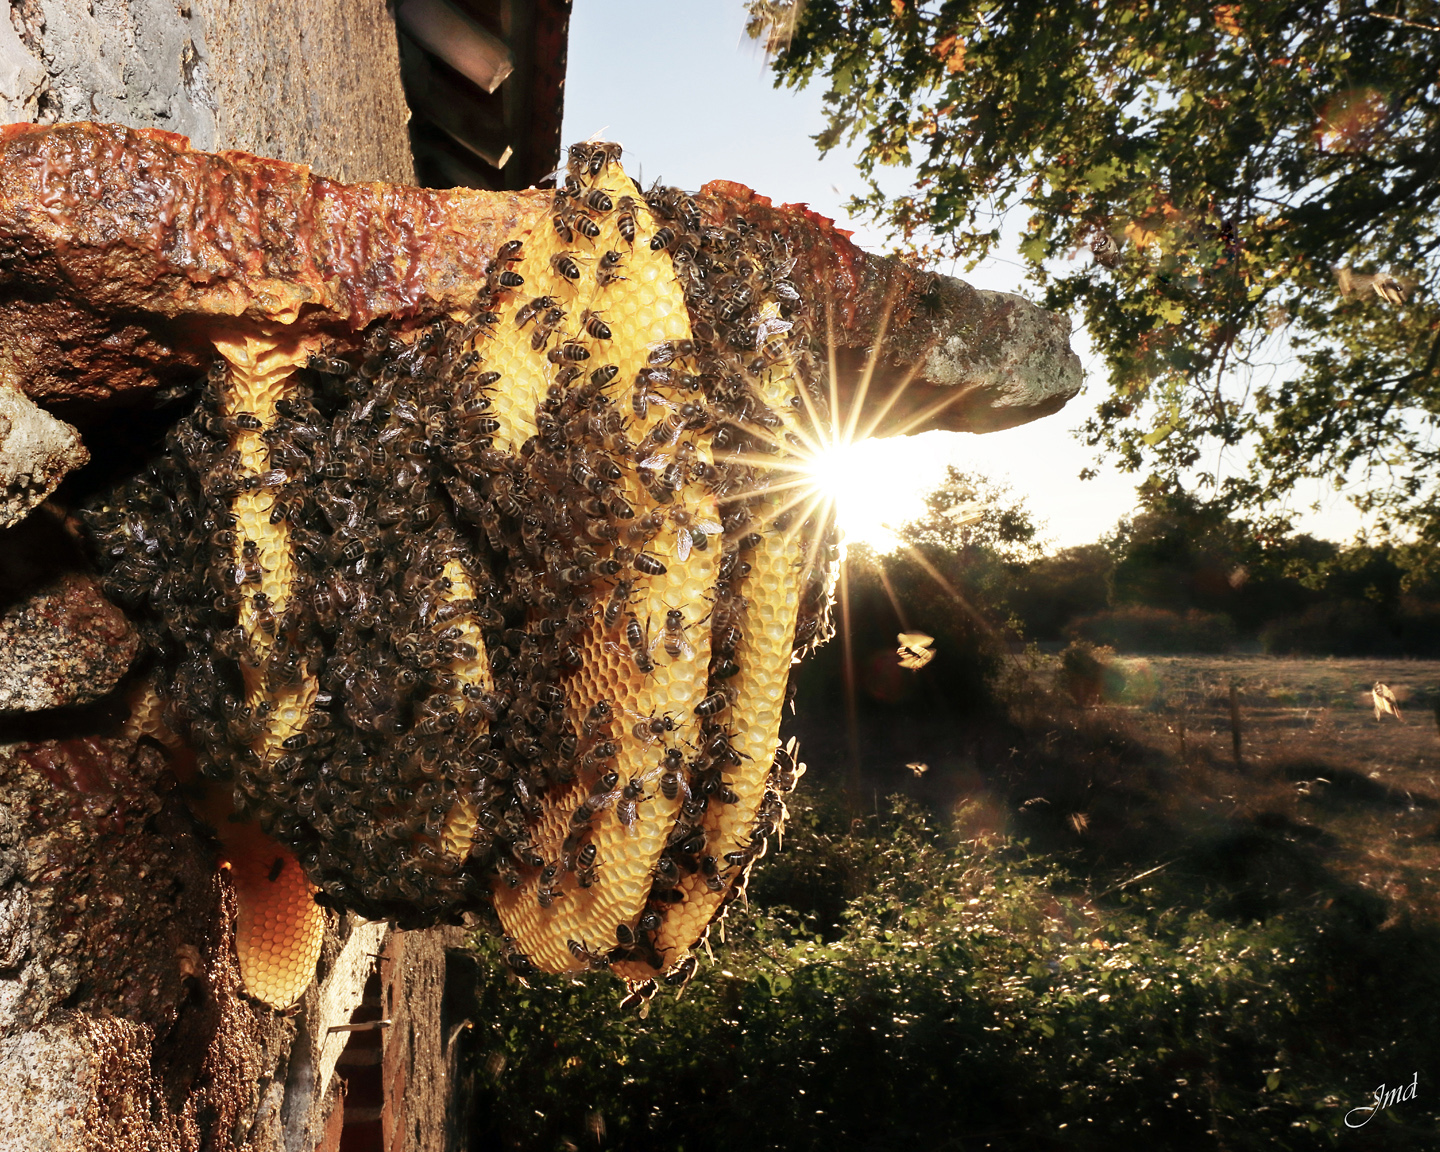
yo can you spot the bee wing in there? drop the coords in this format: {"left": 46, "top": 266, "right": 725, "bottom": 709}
{"left": 677, "top": 636, "right": 695, "bottom": 662}
{"left": 675, "top": 528, "right": 692, "bottom": 562}
{"left": 639, "top": 454, "right": 669, "bottom": 472}
{"left": 696, "top": 519, "right": 723, "bottom": 536}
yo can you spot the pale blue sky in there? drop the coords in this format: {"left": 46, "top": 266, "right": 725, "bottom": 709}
{"left": 560, "top": 1, "right": 1365, "bottom": 549}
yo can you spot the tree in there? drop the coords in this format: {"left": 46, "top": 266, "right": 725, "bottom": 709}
{"left": 747, "top": 1, "right": 1440, "bottom": 535}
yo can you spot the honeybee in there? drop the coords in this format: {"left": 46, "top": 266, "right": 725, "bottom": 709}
{"left": 603, "top": 579, "right": 637, "bottom": 631}
{"left": 615, "top": 771, "right": 653, "bottom": 830}
{"left": 615, "top": 197, "right": 638, "bottom": 245}
{"left": 581, "top": 309, "right": 612, "bottom": 340}
{"left": 515, "top": 295, "right": 558, "bottom": 329}
{"left": 547, "top": 341, "right": 590, "bottom": 364}
{"left": 668, "top": 505, "right": 722, "bottom": 562}
{"left": 646, "top": 339, "right": 695, "bottom": 367}
{"left": 694, "top": 688, "right": 734, "bottom": 719}
{"left": 530, "top": 305, "right": 567, "bottom": 351}
{"left": 650, "top": 606, "right": 695, "bottom": 662}
{"left": 550, "top": 252, "right": 582, "bottom": 281}
{"left": 657, "top": 748, "right": 689, "bottom": 802}
{"left": 636, "top": 413, "right": 686, "bottom": 462}
{"left": 625, "top": 708, "right": 677, "bottom": 744}
{"left": 632, "top": 368, "right": 675, "bottom": 420}
{"left": 592, "top": 141, "right": 622, "bottom": 171}
{"left": 567, "top": 938, "right": 610, "bottom": 970}
{"left": 596, "top": 249, "right": 627, "bottom": 288}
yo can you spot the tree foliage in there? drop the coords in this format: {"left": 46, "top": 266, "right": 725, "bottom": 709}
{"left": 748, "top": 0, "right": 1440, "bottom": 533}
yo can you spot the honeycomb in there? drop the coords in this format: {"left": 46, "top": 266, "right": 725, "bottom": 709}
{"left": 224, "top": 819, "right": 326, "bottom": 1009}
{"left": 88, "top": 142, "right": 841, "bottom": 996}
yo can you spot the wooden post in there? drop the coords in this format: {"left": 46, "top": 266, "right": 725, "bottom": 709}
{"left": 1229, "top": 683, "right": 1243, "bottom": 768}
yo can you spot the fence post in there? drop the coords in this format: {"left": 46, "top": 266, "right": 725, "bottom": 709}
{"left": 1229, "top": 683, "right": 1243, "bottom": 768}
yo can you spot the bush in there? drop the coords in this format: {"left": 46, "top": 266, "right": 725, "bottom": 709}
{"left": 1068, "top": 606, "right": 1235, "bottom": 653}
{"left": 458, "top": 794, "right": 1438, "bottom": 1150}
{"left": 1262, "top": 598, "right": 1440, "bottom": 656}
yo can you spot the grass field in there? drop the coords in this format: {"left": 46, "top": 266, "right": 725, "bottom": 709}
{"left": 1050, "top": 653, "right": 1440, "bottom": 924}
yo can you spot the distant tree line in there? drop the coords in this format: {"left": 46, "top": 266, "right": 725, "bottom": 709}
{"left": 853, "top": 468, "right": 1440, "bottom": 658}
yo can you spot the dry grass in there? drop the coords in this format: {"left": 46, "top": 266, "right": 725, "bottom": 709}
{"left": 1055, "top": 653, "right": 1440, "bottom": 925}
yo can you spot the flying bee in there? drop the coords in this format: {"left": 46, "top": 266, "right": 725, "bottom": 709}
{"left": 515, "top": 295, "right": 558, "bottom": 329}
{"left": 550, "top": 252, "right": 582, "bottom": 281}
{"left": 649, "top": 605, "right": 695, "bottom": 662}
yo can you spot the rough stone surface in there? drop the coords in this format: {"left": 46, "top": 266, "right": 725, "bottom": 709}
{"left": 1, "top": 0, "right": 413, "bottom": 184}
{"left": 0, "top": 384, "right": 87, "bottom": 527}
{"left": 0, "top": 123, "right": 1082, "bottom": 433}
{"left": 203, "top": 0, "right": 416, "bottom": 185}
{"left": 695, "top": 179, "right": 1084, "bottom": 434}
{"left": 0, "top": 725, "right": 435, "bottom": 1151}
{"left": 0, "top": 570, "right": 138, "bottom": 713}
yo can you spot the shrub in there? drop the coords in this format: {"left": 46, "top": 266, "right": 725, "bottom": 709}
{"left": 1068, "top": 606, "right": 1235, "bottom": 654}
{"left": 458, "top": 794, "right": 1437, "bottom": 1150}
{"left": 1262, "top": 598, "right": 1440, "bottom": 657}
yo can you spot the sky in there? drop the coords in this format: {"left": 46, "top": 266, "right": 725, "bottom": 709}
{"left": 559, "top": 0, "right": 1368, "bottom": 552}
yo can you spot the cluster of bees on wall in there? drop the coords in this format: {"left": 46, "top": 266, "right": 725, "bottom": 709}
{"left": 87, "top": 141, "right": 839, "bottom": 982}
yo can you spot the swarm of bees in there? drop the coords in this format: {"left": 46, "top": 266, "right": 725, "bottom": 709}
{"left": 86, "top": 139, "right": 837, "bottom": 983}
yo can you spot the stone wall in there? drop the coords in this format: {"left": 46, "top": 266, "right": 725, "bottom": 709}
{"left": 0, "top": 5, "right": 434, "bottom": 1149}
{"left": 0, "top": 0, "right": 414, "bottom": 184}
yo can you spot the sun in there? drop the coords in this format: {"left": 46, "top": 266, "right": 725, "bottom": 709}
{"left": 802, "top": 433, "right": 962, "bottom": 553}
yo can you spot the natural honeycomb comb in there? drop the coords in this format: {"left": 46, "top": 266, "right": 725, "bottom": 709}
{"left": 0, "top": 122, "right": 1081, "bottom": 1002}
